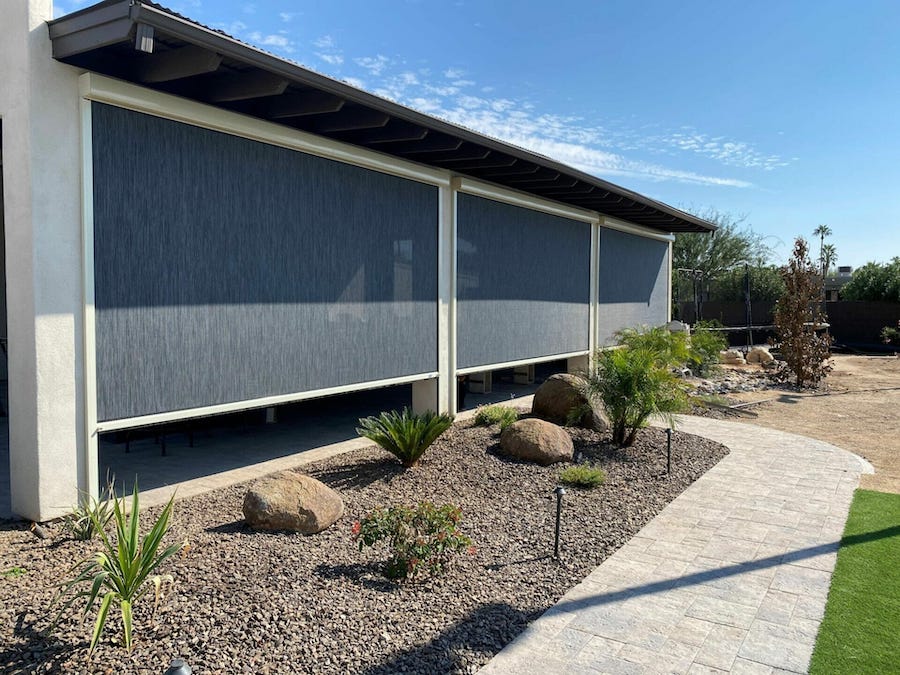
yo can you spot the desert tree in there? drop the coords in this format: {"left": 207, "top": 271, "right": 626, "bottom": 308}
{"left": 772, "top": 237, "right": 832, "bottom": 388}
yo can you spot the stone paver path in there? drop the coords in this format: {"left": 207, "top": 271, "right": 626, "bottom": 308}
{"left": 480, "top": 415, "right": 872, "bottom": 675}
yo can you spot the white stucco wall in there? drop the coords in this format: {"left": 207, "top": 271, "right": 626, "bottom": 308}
{"left": 0, "top": 0, "right": 85, "bottom": 521}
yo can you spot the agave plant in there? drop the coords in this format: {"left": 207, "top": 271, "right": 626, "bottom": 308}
{"left": 62, "top": 482, "right": 116, "bottom": 541}
{"left": 50, "top": 481, "right": 182, "bottom": 653}
{"left": 357, "top": 407, "right": 454, "bottom": 467}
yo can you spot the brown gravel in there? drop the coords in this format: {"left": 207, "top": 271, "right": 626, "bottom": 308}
{"left": 0, "top": 421, "right": 727, "bottom": 674}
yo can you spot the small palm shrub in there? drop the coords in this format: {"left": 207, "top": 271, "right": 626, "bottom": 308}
{"left": 473, "top": 404, "right": 519, "bottom": 430}
{"left": 62, "top": 483, "right": 115, "bottom": 541}
{"left": 357, "top": 408, "right": 454, "bottom": 467}
{"left": 616, "top": 325, "right": 692, "bottom": 369}
{"left": 352, "top": 502, "right": 474, "bottom": 581}
{"left": 689, "top": 321, "right": 728, "bottom": 376}
{"left": 50, "top": 482, "right": 183, "bottom": 653}
{"left": 559, "top": 464, "right": 606, "bottom": 488}
{"left": 584, "top": 347, "right": 688, "bottom": 446}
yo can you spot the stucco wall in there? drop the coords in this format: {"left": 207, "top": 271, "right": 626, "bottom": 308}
{"left": 0, "top": 0, "right": 84, "bottom": 520}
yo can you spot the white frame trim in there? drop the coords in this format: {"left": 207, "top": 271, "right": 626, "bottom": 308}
{"left": 589, "top": 220, "right": 600, "bottom": 359}
{"left": 80, "top": 73, "right": 450, "bottom": 188}
{"left": 456, "top": 176, "right": 599, "bottom": 224}
{"left": 456, "top": 351, "right": 590, "bottom": 376}
{"left": 601, "top": 215, "right": 675, "bottom": 243}
{"left": 96, "top": 371, "right": 440, "bottom": 433}
{"left": 79, "top": 90, "right": 100, "bottom": 501}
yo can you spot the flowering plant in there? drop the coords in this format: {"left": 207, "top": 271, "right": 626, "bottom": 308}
{"left": 352, "top": 502, "right": 474, "bottom": 581}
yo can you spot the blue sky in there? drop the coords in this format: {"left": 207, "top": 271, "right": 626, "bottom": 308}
{"left": 57, "top": 0, "right": 900, "bottom": 267}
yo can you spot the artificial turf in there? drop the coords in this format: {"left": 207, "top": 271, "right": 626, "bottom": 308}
{"left": 809, "top": 489, "right": 900, "bottom": 674}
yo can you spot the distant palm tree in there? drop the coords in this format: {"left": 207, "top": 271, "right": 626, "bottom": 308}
{"left": 822, "top": 243, "right": 838, "bottom": 276}
{"left": 813, "top": 224, "right": 833, "bottom": 277}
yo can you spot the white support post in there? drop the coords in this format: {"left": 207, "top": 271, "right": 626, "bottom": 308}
{"left": 1, "top": 0, "right": 85, "bottom": 521}
{"left": 667, "top": 239, "right": 674, "bottom": 322}
{"left": 411, "top": 379, "right": 439, "bottom": 415}
{"left": 589, "top": 219, "right": 600, "bottom": 367}
{"left": 439, "top": 180, "right": 459, "bottom": 415}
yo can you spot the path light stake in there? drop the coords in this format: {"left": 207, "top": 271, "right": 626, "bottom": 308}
{"left": 164, "top": 659, "right": 193, "bottom": 675}
{"left": 666, "top": 428, "right": 672, "bottom": 475}
{"left": 553, "top": 485, "right": 566, "bottom": 559}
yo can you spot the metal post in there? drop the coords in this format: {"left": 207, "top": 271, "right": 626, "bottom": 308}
{"left": 666, "top": 428, "right": 672, "bottom": 475}
{"left": 744, "top": 262, "right": 753, "bottom": 349}
{"left": 553, "top": 486, "right": 566, "bottom": 558}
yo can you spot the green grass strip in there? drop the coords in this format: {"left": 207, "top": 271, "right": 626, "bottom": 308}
{"left": 809, "top": 489, "right": 900, "bottom": 674}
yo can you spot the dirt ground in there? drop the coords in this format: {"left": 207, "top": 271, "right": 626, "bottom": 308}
{"left": 729, "top": 354, "right": 900, "bottom": 494}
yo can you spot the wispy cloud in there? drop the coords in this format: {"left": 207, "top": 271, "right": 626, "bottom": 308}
{"left": 199, "top": 28, "right": 785, "bottom": 189}
{"left": 279, "top": 12, "right": 296, "bottom": 22}
{"left": 355, "top": 55, "right": 391, "bottom": 76}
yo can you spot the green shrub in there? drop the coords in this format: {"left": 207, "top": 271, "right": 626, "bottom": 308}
{"left": 584, "top": 347, "right": 688, "bottom": 446}
{"left": 352, "top": 502, "right": 474, "bottom": 580}
{"left": 616, "top": 325, "right": 692, "bottom": 369}
{"left": 689, "top": 321, "right": 728, "bottom": 376}
{"left": 357, "top": 408, "right": 454, "bottom": 468}
{"left": 881, "top": 325, "right": 900, "bottom": 345}
{"left": 473, "top": 405, "right": 519, "bottom": 430}
{"left": 62, "top": 483, "right": 115, "bottom": 541}
{"left": 559, "top": 464, "right": 606, "bottom": 488}
{"left": 50, "top": 482, "right": 183, "bottom": 653}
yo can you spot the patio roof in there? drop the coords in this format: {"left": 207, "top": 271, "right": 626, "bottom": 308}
{"left": 48, "top": 0, "right": 716, "bottom": 234}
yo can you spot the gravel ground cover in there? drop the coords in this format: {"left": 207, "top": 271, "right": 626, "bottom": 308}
{"left": 0, "top": 421, "right": 728, "bottom": 674}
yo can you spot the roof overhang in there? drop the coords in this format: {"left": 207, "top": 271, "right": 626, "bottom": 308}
{"left": 48, "top": 0, "right": 716, "bottom": 234}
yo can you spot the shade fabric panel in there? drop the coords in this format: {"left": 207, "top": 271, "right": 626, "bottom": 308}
{"left": 456, "top": 193, "right": 591, "bottom": 370}
{"left": 92, "top": 102, "right": 438, "bottom": 421}
{"left": 596, "top": 227, "right": 669, "bottom": 346}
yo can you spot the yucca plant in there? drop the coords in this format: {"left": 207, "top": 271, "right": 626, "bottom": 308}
{"left": 62, "top": 483, "right": 115, "bottom": 541}
{"left": 50, "top": 481, "right": 182, "bottom": 653}
{"left": 584, "top": 347, "right": 688, "bottom": 447}
{"left": 357, "top": 408, "right": 454, "bottom": 467}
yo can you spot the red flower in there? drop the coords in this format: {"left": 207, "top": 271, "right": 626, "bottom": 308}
{"left": 351, "top": 521, "right": 361, "bottom": 536}
{"left": 467, "top": 545, "right": 477, "bottom": 556}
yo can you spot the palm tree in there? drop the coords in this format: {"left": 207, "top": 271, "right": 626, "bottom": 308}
{"left": 822, "top": 243, "right": 838, "bottom": 276}
{"left": 813, "top": 224, "right": 833, "bottom": 277}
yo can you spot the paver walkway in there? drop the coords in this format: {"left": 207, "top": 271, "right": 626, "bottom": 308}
{"left": 480, "top": 415, "right": 872, "bottom": 675}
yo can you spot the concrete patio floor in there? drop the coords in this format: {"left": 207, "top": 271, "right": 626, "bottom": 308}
{"left": 479, "top": 416, "right": 872, "bottom": 675}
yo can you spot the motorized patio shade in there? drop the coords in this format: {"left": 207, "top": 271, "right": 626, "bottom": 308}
{"left": 597, "top": 227, "right": 670, "bottom": 346}
{"left": 456, "top": 193, "right": 591, "bottom": 370}
{"left": 91, "top": 102, "right": 438, "bottom": 421}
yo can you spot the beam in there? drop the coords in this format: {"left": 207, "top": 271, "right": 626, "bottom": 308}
{"left": 136, "top": 44, "right": 222, "bottom": 83}
{"left": 340, "top": 121, "right": 428, "bottom": 144}
{"left": 389, "top": 137, "right": 464, "bottom": 154}
{"left": 205, "top": 71, "right": 289, "bottom": 102}
{"left": 479, "top": 163, "right": 541, "bottom": 178}
{"left": 440, "top": 155, "right": 518, "bottom": 170}
{"left": 265, "top": 90, "right": 345, "bottom": 118}
{"left": 428, "top": 147, "right": 492, "bottom": 163}
{"left": 306, "top": 108, "right": 391, "bottom": 132}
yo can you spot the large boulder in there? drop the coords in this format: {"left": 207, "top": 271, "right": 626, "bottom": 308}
{"left": 720, "top": 349, "right": 746, "bottom": 365}
{"left": 243, "top": 471, "right": 344, "bottom": 534}
{"left": 499, "top": 419, "right": 574, "bottom": 466}
{"left": 532, "top": 373, "right": 609, "bottom": 432}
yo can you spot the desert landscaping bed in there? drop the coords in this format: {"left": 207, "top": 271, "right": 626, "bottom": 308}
{"left": 0, "top": 420, "right": 727, "bottom": 674}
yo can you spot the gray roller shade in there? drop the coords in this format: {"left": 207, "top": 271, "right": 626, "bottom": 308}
{"left": 456, "top": 194, "right": 591, "bottom": 370}
{"left": 597, "top": 227, "right": 670, "bottom": 346}
{"left": 92, "top": 103, "right": 438, "bottom": 422}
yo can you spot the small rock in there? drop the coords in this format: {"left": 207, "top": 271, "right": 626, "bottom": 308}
{"left": 243, "top": 471, "right": 344, "bottom": 533}
{"left": 499, "top": 419, "right": 574, "bottom": 465}
{"left": 746, "top": 346, "right": 774, "bottom": 364}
